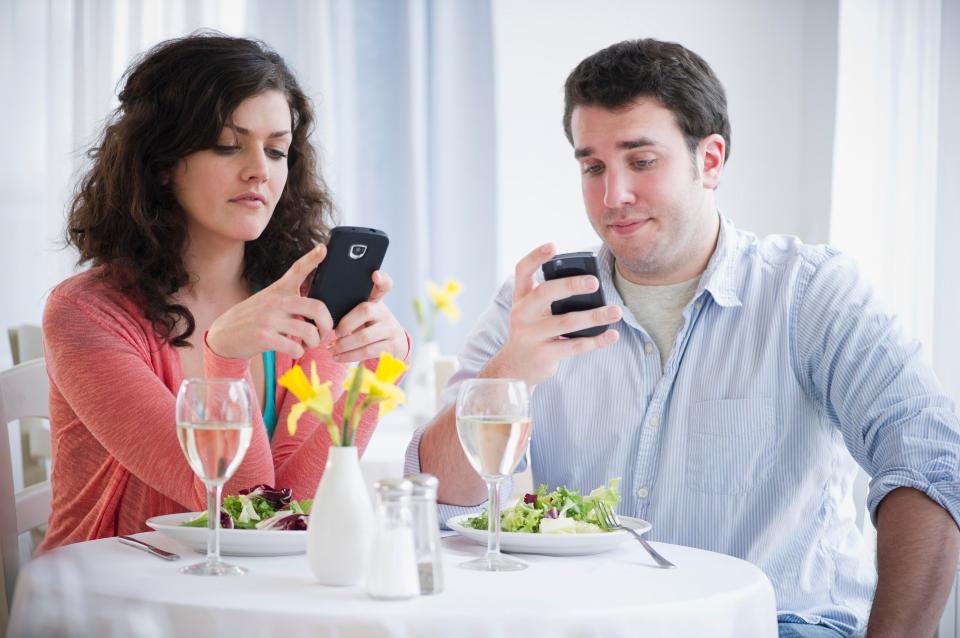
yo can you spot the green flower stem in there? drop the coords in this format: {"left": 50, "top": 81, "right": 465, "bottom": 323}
{"left": 322, "top": 415, "right": 340, "bottom": 446}
{"left": 346, "top": 397, "right": 382, "bottom": 446}
{"left": 341, "top": 367, "right": 365, "bottom": 447}
{"left": 413, "top": 298, "right": 441, "bottom": 342}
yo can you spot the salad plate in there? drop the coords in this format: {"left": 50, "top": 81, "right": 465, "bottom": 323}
{"left": 446, "top": 514, "right": 651, "bottom": 556}
{"left": 146, "top": 512, "right": 307, "bottom": 556}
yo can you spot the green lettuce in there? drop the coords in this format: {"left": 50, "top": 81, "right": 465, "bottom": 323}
{"left": 465, "top": 478, "right": 621, "bottom": 534}
{"left": 186, "top": 491, "right": 310, "bottom": 530}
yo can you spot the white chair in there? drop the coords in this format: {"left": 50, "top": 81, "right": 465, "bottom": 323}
{"left": 7, "top": 325, "right": 43, "bottom": 366}
{"left": 852, "top": 468, "right": 877, "bottom": 548}
{"left": 7, "top": 325, "right": 49, "bottom": 489}
{"left": 0, "top": 359, "right": 51, "bottom": 617}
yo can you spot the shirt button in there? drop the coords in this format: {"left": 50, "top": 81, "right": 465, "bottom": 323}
{"left": 644, "top": 343, "right": 654, "bottom": 354}
{"left": 637, "top": 487, "right": 649, "bottom": 498}
{"left": 649, "top": 415, "right": 659, "bottom": 427}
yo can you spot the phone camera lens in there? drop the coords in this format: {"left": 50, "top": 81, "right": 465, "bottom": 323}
{"left": 349, "top": 244, "right": 367, "bottom": 259}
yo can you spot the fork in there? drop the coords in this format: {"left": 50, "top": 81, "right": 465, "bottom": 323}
{"left": 596, "top": 501, "right": 676, "bottom": 569}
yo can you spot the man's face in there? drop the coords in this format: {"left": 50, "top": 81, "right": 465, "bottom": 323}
{"left": 571, "top": 100, "right": 720, "bottom": 284}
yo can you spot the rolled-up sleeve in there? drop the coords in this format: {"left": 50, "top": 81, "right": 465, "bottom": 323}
{"left": 793, "top": 251, "right": 960, "bottom": 526}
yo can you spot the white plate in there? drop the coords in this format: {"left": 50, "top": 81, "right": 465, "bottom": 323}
{"left": 446, "top": 514, "right": 652, "bottom": 556}
{"left": 146, "top": 512, "right": 307, "bottom": 556}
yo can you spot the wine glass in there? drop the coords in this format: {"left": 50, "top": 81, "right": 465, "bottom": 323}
{"left": 175, "top": 378, "right": 254, "bottom": 576}
{"left": 455, "top": 378, "right": 532, "bottom": 571}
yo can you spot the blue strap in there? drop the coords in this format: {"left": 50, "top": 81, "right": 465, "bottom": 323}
{"left": 262, "top": 350, "right": 277, "bottom": 439}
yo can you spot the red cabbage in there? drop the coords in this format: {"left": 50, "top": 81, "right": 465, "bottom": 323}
{"left": 239, "top": 484, "right": 293, "bottom": 509}
{"left": 546, "top": 507, "right": 558, "bottom": 519}
{"left": 272, "top": 514, "right": 308, "bottom": 531}
{"left": 219, "top": 511, "right": 234, "bottom": 529}
{"left": 523, "top": 493, "right": 537, "bottom": 505}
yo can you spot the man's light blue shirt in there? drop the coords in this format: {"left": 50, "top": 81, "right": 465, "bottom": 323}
{"left": 405, "top": 214, "right": 960, "bottom": 635}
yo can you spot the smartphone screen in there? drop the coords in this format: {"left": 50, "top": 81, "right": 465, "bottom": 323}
{"left": 541, "top": 252, "right": 608, "bottom": 338}
{"left": 307, "top": 226, "right": 389, "bottom": 326}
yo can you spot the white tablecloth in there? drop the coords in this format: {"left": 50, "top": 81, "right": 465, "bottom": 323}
{"left": 9, "top": 530, "right": 777, "bottom": 638}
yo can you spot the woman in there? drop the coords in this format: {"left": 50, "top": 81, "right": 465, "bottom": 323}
{"left": 39, "top": 33, "right": 409, "bottom": 549}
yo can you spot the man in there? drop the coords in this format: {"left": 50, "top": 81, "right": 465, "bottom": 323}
{"left": 405, "top": 39, "right": 960, "bottom": 637}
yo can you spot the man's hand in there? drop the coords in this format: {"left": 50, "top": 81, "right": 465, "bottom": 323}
{"left": 207, "top": 245, "right": 334, "bottom": 360}
{"left": 483, "top": 243, "right": 621, "bottom": 386}
{"left": 421, "top": 243, "right": 622, "bottom": 506}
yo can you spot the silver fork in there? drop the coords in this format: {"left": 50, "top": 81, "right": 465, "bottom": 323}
{"left": 596, "top": 501, "right": 676, "bottom": 569}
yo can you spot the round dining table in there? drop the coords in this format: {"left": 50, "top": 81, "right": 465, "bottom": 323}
{"left": 8, "top": 528, "right": 778, "bottom": 638}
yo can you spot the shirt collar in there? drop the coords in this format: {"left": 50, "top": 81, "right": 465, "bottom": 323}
{"left": 697, "top": 212, "right": 743, "bottom": 308}
{"left": 596, "top": 211, "right": 743, "bottom": 310}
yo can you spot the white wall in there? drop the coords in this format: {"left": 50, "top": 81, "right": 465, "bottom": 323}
{"left": 491, "top": 0, "right": 838, "bottom": 280}
{"left": 0, "top": 1, "right": 251, "bottom": 370}
{"left": 934, "top": 0, "right": 960, "bottom": 406}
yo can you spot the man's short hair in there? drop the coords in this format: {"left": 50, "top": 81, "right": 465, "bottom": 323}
{"left": 563, "top": 39, "right": 731, "bottom": 161}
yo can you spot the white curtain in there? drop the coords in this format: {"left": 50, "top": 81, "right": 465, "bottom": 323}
{"left": 0, "top": 0, "right": 497, "bottom": 367}
{"left": 830, "top": 0, "right": 942, "bottom": 359}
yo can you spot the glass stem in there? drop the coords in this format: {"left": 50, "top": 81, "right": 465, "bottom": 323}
{"left": 206, "top": 482, "right": 222, "bottom": 564}
{"left": 485, "top": 478, "right": 502, "bottom": 558}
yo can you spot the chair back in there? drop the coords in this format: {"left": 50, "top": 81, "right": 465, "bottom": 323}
{"left": 6, "top": 323, "right": 50, "bottom": 492}
{"left": 7, "top": 325, "right": 43, "bottom": 365}
{"left": 0, "top": 359, "right": 51, "bottom": 610}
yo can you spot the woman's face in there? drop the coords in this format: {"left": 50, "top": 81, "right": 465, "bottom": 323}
{"left": 171, "top": 90, "right": 292, "bottom": 249}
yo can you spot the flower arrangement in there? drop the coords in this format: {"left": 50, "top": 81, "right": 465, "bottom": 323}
{"left": 412, "top": 278, "right": 463, "bottom": 342}
{"left": 278, "top": 352, "right": 407, "bottom": 446}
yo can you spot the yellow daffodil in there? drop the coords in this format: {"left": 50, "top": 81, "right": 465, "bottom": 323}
{"left": 414, "top": 276, "right": 464, "bottom": 341}
{"left": 278, "top": 361, "right": 334, "bottom": 439}
{"left": 426, "top": 278, "right": 463, "bottom": 323}
{"left": 279, "top": 353, "right": 406, "bottom": 448}
{"left": 343, "top": 352, "right": 408, "bottom": 418}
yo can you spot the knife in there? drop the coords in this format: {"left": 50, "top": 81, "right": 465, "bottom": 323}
{"left": 118, "top": 535, "right": 181, "bottom": 561}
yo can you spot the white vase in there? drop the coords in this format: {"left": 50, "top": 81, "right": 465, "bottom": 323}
{"left": 307, "top": 446, "right": 374, "bottom": 586}
{"left": 407, "top": 340, "right": 439, "bottom": 424}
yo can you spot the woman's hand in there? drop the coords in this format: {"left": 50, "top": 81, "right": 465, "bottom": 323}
{"left": 206, "top": 245, "right": 334, "bottom": 360}
{"left": 328, "top": 270, "right": 408, "bottom": 362}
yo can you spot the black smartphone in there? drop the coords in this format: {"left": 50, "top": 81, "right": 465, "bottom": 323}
{"left": 541, "top": 251, "right": 609, "bottom": 338}
{"left": 307, "top": 226, "right": 389, "bottom": 326}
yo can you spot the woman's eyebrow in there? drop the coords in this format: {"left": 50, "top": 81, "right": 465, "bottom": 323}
{"left": 226, "top": 124, "right": 291, "bottom": 139}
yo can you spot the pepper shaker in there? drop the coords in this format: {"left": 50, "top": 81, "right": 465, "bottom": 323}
{"left": 406, "top": 473, "right": 444, "bottom": 594}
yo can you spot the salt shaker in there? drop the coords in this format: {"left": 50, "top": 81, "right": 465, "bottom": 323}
{"left": 367, "top": 478, "right": 420, "bottom": 600}
{"left": 406, "top": 473, "right": 444, "bottom": 594}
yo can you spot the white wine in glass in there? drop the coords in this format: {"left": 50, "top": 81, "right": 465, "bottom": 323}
{"left": 455, "top": 378, "right": 532, "bottom": 572}
{"left": 178, "top": 421, "right": 253, "bottom": 484}
{"left": 176, "top": 378, "right": 253, "bottom": 576}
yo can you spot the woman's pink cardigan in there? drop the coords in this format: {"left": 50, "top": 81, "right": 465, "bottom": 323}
{"left": 39, "top": 268, "right": 405, "bottom": 550}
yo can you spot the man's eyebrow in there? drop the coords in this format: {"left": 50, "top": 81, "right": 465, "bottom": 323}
{"left": 227, "top": 124, "right": 291, "bottom": 139}
{"left": 618, "top": 137, "right": 658, "bottom": 150}
{"left": 574, "top": 137, "right": 659, "bottom": 159}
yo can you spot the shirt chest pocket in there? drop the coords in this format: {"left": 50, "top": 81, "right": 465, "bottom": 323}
{"left": 685, "top": 398, "right": 775, "bottom": 495}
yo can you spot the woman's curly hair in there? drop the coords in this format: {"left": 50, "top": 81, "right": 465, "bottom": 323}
{"left": 67, "top": 32, "right": 334, "bottom": 347}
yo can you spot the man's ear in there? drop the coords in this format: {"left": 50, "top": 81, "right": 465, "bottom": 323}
{"left": 699, "top": 134, "right": 726, "bottom": 190}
